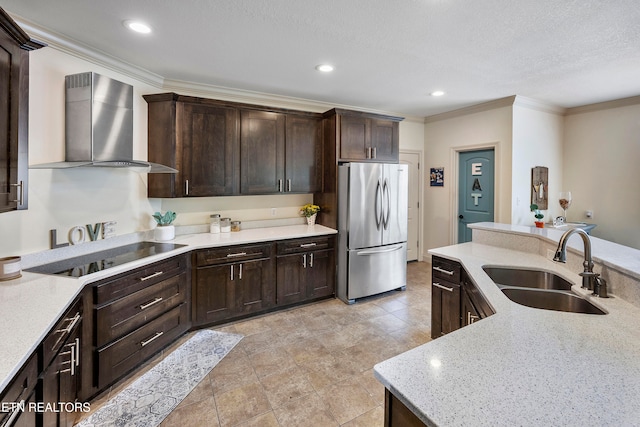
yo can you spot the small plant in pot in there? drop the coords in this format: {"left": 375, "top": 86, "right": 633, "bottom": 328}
{"left": 530, "top": 204, "right": 544, "bottom": 228}
{"left": 300, "top": 204, "right": 320, "bottom": 225}
{"left": 153, "top": 211, "right": 177, "bottom": 240}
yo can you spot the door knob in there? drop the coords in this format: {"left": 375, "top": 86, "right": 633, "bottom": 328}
{"left": 458, "top": 215, "right": 464, "bottom": 219}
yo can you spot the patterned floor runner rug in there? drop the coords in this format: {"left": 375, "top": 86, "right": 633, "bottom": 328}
{"left": 77, "top": 329, "right": 243, "bottom": 427}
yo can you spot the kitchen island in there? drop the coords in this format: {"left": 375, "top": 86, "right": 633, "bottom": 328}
{"left": 374, "top": 223, "right": 640, "bottom": 426}
{"left": 0, "top": 224, "right": 336, "bottom": 392}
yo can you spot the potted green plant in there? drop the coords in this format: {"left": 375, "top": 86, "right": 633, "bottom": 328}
{"left": 300, "top": 203, "right": 321, "bottom": 226}
{"left": 530, "top": 204, "right": 544, "bottom": 228}
{"left": 153, "top": 211, "right": 177, "bottom": 240}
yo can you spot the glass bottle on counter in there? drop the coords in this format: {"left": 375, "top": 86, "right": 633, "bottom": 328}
{"left": 220, "top": 218, "right": 231, "bottom": 233}
{"left": 231, "top": 221, "right": 241, "bottom": 232}
{"left": 210, "top": 214, "right": 221, "bottom": 234}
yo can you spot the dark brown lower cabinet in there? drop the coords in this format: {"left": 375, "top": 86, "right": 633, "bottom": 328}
{"left": 0, "top": 352, "right": 38, "bottom": 427}
{"left": 276, "top": 236, "right": 336, "bottom": 305}
{"left": 40, "top": 296, "right": 83, "bottom": 427}
{"left": 193, "top": 243, "right": 276, "bottom": 326}
{"left": 384, "top": 389, "right": 426, "bottom": 427}
{"left": 92, "top": 254, "right": 190, "bottom": 391}
{"left": 431, "top": 256, "right": 494, "bottom": 338}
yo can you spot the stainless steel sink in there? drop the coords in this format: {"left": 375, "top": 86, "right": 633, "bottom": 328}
{"left": 482, "top": 266, "right": 572, "bottom": 291}
{"left": 482, "top": 266, "right": 606, "bottom": 315}
{"left": 500, "top": 288, "right": 606, "bottom": 315}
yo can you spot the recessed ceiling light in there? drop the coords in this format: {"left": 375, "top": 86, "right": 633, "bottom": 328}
{"left": 123, "top": 20, "right": 152, "bottom": 34}
{"left": 315, "top": 64, "right": 334, "bottom": 73}
{"left": 430, "top": 90, "right": 445, "bottom": 97}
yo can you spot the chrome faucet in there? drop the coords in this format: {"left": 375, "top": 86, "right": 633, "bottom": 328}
{"left": 553, "top": 228, "right": 608, "bottom": 297}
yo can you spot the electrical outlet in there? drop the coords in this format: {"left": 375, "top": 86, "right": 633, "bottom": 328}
{"left": 547, "top": 249, "right": 555, "bottom": 260}
{"left": 271, "top": 208, "right": 276, "bottom": 217}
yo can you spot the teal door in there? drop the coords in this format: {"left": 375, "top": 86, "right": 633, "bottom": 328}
{"left": 458, "top": 149, "right": 494, "bottom": 243}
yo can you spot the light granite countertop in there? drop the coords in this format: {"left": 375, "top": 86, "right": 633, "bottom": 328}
{"left": 0, "top": 224, "right": 336, "bottom": 392}
{"left": 374, "top": 224, "right": 640, "bottom": 426}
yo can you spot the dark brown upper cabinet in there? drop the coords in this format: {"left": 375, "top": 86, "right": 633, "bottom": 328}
{"left": 240, "top": 111, "right": 322, "bottom": 195}
{"left": 325, "top": 108, "right": 402, "bottom": 163}
{"left": 144, "top": 94, "right": 240, "bottom": 198}
{"left": 284, "top": 114, "right": 322, "bottom": 194}
{"left": 0, "top": 7, "right": 45, "bottom": 213}
{"left": 240, "top": 110, "right": 285, "bottom": 195}
{"left": 144, "top": 93, "right": 322, "bottom": 198}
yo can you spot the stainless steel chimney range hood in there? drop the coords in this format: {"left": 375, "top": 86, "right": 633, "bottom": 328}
{"left": 30, "top": 72, "right": 176, "bottom": 173}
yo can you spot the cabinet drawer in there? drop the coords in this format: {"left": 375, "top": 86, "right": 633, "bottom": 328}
{"left": 0, "top": 353, "right": 38, "bottom": 426}
{"left": 432, "top": 256, "right": 461, "bottom": 283}
{"left": 42, "top": 297, "right": 83, "bottom": 368}
{"left": 195, "top": 243, "right": 273, "bottom": 266}
{"left": 94, "top": 255, "right": 187, "bottom": 305}
{"left": 97, "top": 303, "right": 189, "bottom": 388}
{"left": 96, "top": 272, "right": 187, "bottom": 347}
{"left": 277, "top": 236, "right": 335, "bottom": 255}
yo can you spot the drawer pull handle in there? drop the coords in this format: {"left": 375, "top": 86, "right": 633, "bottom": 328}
{"left": 5, "top": 399, "right": 25, "bottom": 425}
{"left": 433, "top": 266, "right": 455, "bottom": 276}
{"left": 141, "top": 331, "right": 164, "bottom": 347}
{"left": 433, "top": 282, "right": 454, "bottom": 292}
{"left": 467, "top": 312, "right": 480, "bottom": 324}
{"left": 300, "top": 243, "right": 317, "bottom": 248}
{"left": 56, "top": 312, "right": 81, "bottom": 335}
{"left": 139, "top": 271, "right": 164, "bottom": 281}
{"left": 226, "top": 252, "right": 248, "bottom": 258}
{"left": 139, "top": 297, "right": 164, "bottom": 310}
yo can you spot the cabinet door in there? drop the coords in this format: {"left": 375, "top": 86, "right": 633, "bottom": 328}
{"left": 339, "top": 114, "right": 369, "bottom": 161}
{"left": 182, "top": 103, "right": 239, "bottom": 196}
{"left": 370, "top": 118, "right": 399, "bottom": 162}
{"left": 0, "top": 25, "right": 28, "bottom": 212}
{"left": 462, "top": 289, "right": 480, "bottom": 327}
{"left": 276, "top": 253, "right": 305, "bottom": 305}
{"left": 240, "top": 110, "right": 285, "bottom": 194}
{"left": 194, "top": 264, "right": 235, "bottom": 324}
{"left": 285, "top": 115, "right": 321, "bottom": 193}
{"left": 234, "top": 258, "right": 276, "bottom": 314}
{"left": 305, "top": 249, "right": 335, "bottom": 299}
{"left": 431, "top": 279, "right": 461, "bottom": 338}
{"left": 42, "top": 318, "right": 81, "bottom": 427}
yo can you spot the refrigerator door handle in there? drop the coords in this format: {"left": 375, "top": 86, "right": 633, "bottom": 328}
{"left": 375, "top": 179, "right": 382, "bottom": 229}
{"left": 382, "top": 179, "right": 390, "bottom": 229}
{"left": 356, "top": 244, "right": 404, "bottom": 256}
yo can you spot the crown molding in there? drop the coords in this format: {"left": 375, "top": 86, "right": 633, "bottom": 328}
{"left": 12, "top": 15, "right": 165, "bottom": 87}
{"left": 424, "top": 96, "right": 517, "bottom": 123}
{"left": 565, "top": 95, "right": 640, "bottom": 116}
{"left": 512, "top": 96, "right": 565, "bottom": 115}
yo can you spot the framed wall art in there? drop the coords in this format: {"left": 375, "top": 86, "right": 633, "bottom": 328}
{"left": 430, "top": 167, "right": 444, "bottom": 186}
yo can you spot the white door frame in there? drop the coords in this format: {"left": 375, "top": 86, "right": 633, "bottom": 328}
{"left": 449, "top": 142, "right": 501, "bottom": 245}
{"left": 400, "top": 149, "right": 424, "bottom": 261}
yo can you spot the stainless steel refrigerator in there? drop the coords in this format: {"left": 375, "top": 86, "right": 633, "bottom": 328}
{"left": 337, "top": 162, "right": 408, "bottom": 304}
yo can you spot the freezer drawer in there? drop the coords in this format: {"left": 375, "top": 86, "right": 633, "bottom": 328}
{"left": 344, "top": 243, "right": 407, "bottom": 302}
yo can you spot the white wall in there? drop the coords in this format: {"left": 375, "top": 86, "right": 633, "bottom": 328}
{"left": 511, "top": 101, "right": 564, "bottom": 225}
{"left": 423, "top": 105, "right": 513, "bottom": 252}
{"left": 563, "top": 103, "right": 640, "bottom": 249}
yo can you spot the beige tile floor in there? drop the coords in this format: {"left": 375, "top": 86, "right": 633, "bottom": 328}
{"left": 81, "top": 261, "right": 432, "bottom": 427}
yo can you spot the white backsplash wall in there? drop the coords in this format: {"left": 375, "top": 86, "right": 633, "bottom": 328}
{"left": 158, "top": 194, "right": 313, "bottom": 226}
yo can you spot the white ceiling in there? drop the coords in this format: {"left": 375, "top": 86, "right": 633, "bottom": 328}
{"left": 5, "top": 0, "right": 640, "bottom": 117}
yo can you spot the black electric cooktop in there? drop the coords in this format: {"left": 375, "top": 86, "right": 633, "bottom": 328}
{"left": 27, "top": 242, "right": 186, "bottom": 278}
